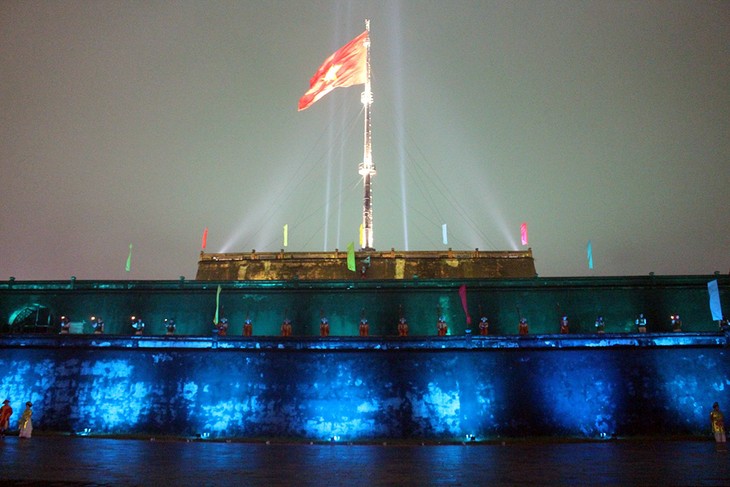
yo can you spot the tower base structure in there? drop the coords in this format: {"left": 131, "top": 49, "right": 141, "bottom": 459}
{"left": 196, "top": 248, "right": 537, "bottom": 281}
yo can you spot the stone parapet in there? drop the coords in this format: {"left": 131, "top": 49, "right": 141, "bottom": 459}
{"left": 196, "top": 248, "right": 537, "bottom": 280}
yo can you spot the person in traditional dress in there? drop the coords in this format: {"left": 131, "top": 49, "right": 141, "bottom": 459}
{"left": 131, "top": 316, "right": 145, "bottom": 335}
{"left": 320, "top": 317, "right": 330, "bottom": 337}
{"left": 710, "top": 402, "right": 726, "bottom": 446}
{"left": 215, "top": 317, "right": 229, "bottom": 336}
{"left": 478, "top": 316, "right": 489, "bottom": 336}
{"left": 559, "top": 315, "right": 569, "bottom": 334}
{"left": 595, "top": 316, "right": 605, "bottom": 334}
{"left": 635, "top": 313, "right": 647, "bottom": 333}
{"left": 281, "top": 318, "right": 292, "bottom": 337}
{"left": 671, "top": 314, "right": 682, "bottom": 332}
{"left": 719, "top": 316, "right": 730, "bottom": 332}
{"left": 18, "top": 402, "right": 32, "bottom": 439}
{"left": 164, "top": 318, "right": 176, "bottom": 336}
{"left": 518, "top": 317, "right": 529, "bottom": 335}
{"left": 243, "top": 318, "right": 253, "bottom": 337}
{"left": 59, "top": 316, "right": 70, "bottom": 334}
{"left": 359, "top": 317, "right": 369, "bottom": 337}
{"left": 0, "top": 400, "right": 12, "bottom": 437}
{"left": 397, "top": 317, "right": 408, "bottom": 337}
{"left": 91, "top": 316, "right": 104, "bottom": 334}
{"left": 436, "top": 315, "right": 447, "bottom": 336}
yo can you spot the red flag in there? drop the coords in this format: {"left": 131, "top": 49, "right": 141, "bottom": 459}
{"left": 298, "top": 30, "right": 368, "bottom": 111}
{"left": 458, "top": 284, "right": 472, "bottom": 326}
{"left": 201, "top": 227, "right": 208, "bottom": 250}
{"left": 520, "top": 222, "right": 528, "bottom": 246}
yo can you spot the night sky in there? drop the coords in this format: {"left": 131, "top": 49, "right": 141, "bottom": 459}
{"left": 1, "top": 1, "right": 728, "bottom": 281}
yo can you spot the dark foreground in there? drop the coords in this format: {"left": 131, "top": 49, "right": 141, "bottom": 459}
{"left": 1, "top": 436, "right": 729, "bottom": 486}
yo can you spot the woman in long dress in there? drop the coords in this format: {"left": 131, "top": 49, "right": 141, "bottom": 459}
{"left": 711, "top": 402, "right": 726, "bottom": 445}
{"left": 18, "top": 401, "right": 32, "bottom": 438}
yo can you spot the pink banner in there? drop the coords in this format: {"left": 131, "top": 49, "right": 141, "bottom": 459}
{"left": 458, "top": 284, "right": 472, "bottom": 325}
{"left": 520, "top": 222, "right": 528, "bottom": 246}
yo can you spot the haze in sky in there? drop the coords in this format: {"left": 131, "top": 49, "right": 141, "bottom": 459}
{"left": 1, "top": 1, "right": 728, "bottom": 280}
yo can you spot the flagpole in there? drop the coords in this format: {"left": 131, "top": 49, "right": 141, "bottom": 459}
{"left": 358, "top": 19, "right": 376, "bottom": 250}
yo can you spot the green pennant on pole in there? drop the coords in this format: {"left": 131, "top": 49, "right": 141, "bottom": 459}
{"left": 213, "top": 285, "right": 222, "bottom": 324}
{"left": 347, "top": 242, "right": 356, "bottom": 272}
{"left": 125, "top": 243, "right": 133, "bottom": 272}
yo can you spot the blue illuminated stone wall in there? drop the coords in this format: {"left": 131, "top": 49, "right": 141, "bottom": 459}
{"left": 0, "top": 335, "right": 727, "bottom": 441}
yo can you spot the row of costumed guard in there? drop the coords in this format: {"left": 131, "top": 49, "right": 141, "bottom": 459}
{"left": 55, "top": 311, "right": 730, "bottom": 337}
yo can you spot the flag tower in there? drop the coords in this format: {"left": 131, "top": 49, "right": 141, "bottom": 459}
{"left": 358, "top": 20, "right": 375, "bottom": 250}
{"left": 298, "top": 21, "right": 375, "bottom": 250}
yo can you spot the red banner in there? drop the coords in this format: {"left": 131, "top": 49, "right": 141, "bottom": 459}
{"left": 298, "top": 31, "right": 368, "bottom": 111}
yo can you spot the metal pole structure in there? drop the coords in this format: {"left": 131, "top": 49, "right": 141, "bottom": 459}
{"left": 358, "top": 19, "right": 376, "bottom": 250}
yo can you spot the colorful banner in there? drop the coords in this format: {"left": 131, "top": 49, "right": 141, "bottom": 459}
{"left": 298, "top": 30, "right": 368, "bottom": 111}
{"left": 442, "top": 224, "right": 448, "bottom": 245}
{"left": 708, "top": 279, "right": 723, "bottom": 321}
{"left": 125, "top": 243, "right": 133, "bottom": 272}
{"left": 520, "top": 222, "right": 528, "bottom": 246}
{"left": 587, "top": 240, "right": 593, "bottom": 270}
{"left": 201, "top": 227, "right": 208, "bottom": 250}
{"left": 347, "top": 242, "right": 356, "bottom": 272}
{"left": 458, "top": 284, "right": 472, "bottom": 325}
{"left": 213, "top": 285, "right": 222, "bottom": 324}
{"left": 283, "top": 224, "right": 288, "bottom": 248}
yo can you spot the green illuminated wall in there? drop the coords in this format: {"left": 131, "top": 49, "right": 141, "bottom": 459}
{"left": 1, "top": 275, "right": 727, "bottom": 336}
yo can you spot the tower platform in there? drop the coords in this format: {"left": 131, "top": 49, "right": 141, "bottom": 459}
{"left": 196, "top": 248, "right": 537, "bottom": 280}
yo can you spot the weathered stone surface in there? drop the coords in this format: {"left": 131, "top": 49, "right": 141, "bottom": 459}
{"left": 196, "top": 249, "right": 537, "bottom": 280}
{"left": 0, "top": 335, "right": 727, "bottom": 440}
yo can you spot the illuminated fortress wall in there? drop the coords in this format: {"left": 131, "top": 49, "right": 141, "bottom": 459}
{"left": 1, "top": 275, "right": 727, "bottom": 336}
{"left": 0, "top": 335, "right": 727, "bottom": 440}
{"left": 1, "top": 275, "right": 727, "bottom": 440}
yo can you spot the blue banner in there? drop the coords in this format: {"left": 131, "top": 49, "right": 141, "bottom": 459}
{"left": 708, "top": 280, "right": 722, "bottom": 321}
